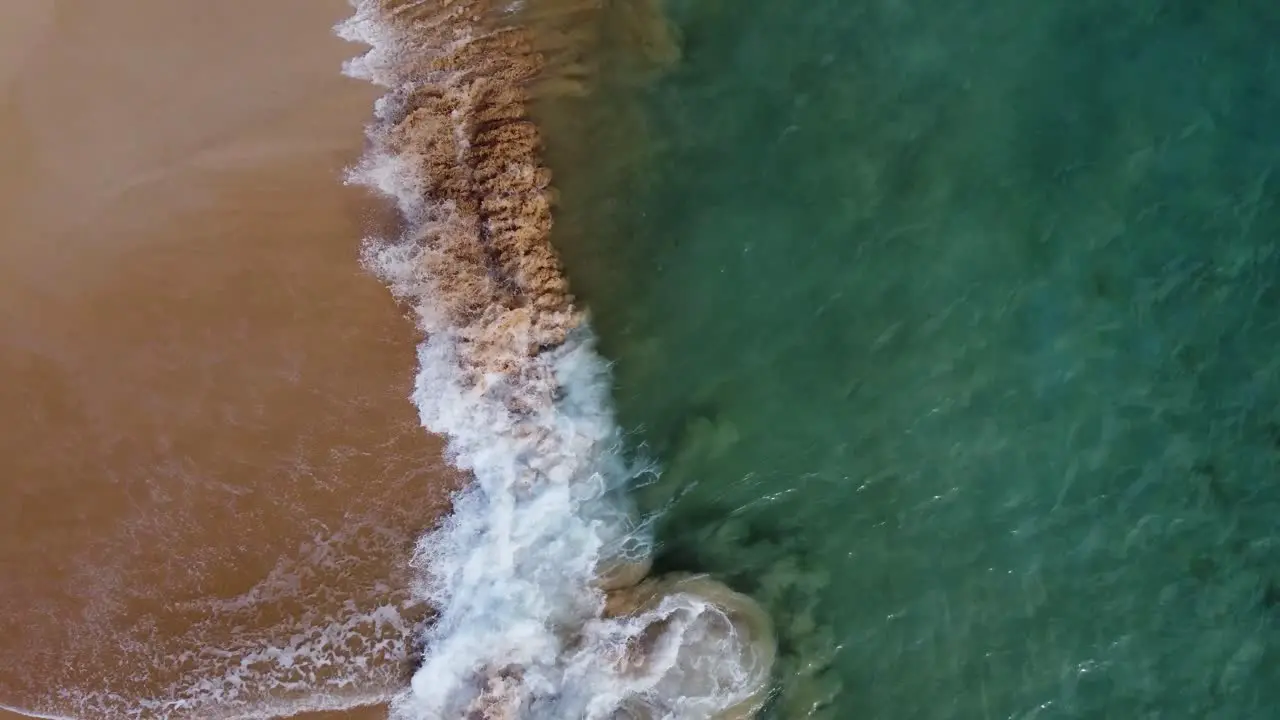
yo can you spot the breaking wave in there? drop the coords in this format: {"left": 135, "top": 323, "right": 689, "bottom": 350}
{"left": 336, "top": 0, "right": 776, "bottom": 717}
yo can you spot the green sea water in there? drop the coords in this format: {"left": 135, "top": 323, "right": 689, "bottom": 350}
{"left": 539, "top": 0, "right": 1280, "bottom": 717}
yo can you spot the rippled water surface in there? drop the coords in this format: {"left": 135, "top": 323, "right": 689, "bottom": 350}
{"left": 543, "top": 0, "right": 1280, "bottom": 717}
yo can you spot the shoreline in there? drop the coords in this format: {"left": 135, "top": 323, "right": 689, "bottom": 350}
{"left": 341, "top": 0, "right": 778, "bottom": 716}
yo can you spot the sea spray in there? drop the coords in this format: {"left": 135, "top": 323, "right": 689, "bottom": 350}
{"left": 337, "top": 0, "right": 776, "bottom": 717}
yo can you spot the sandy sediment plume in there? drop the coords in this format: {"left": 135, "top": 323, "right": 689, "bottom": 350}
{"left": 348, "top": 0, "right": 679, "bottom": 374}
{"left": 357, "top": 0, "right": 677, "bottom": 388}
{"left": 349, "top": 0, "right": 581, "bottom": 411}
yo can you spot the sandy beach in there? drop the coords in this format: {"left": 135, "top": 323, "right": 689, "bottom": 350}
{"left": 0, "top": 1, "right": 457, "bottom": 716}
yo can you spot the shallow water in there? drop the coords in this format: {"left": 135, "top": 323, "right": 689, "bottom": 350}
{"left": 544, "top": 0, "right": 1280, "bottom": 717}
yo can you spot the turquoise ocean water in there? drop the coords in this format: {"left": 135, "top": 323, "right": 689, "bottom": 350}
{"left": 541, "top": 0, "right": 1280, "bottom": 717}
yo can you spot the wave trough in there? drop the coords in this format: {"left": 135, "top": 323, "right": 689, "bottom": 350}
{"left": 336, "top": 0, "right": 776, "bottom": 717}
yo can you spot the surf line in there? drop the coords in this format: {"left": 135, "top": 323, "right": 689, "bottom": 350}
{"left": 338, "top": 0, "right": 776, "bottom": 717}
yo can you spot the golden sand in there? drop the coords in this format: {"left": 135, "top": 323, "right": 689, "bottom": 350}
{"left": 0, "top": 0, "right": 456, "bottom": 716}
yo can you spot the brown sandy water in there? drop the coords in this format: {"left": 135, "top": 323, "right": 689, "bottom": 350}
{"left": 0, "top": 0, "right": 458, "bottom": 716}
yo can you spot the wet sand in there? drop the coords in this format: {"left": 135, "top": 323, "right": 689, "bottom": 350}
{"left": 0, "top": 0, "right": 456, "bottom": 717}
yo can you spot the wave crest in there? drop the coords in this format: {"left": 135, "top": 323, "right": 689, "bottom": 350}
{"left": 339, "top": 0, "right": 776, "bottom": 717}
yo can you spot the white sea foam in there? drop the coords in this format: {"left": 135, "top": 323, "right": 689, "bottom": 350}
{"left": 347, "top": 153, "right": 663, "bottom": 717}
{"left": 14, "top": 521, "right": 427, "bottom": 720}
{"left": 336, "top": 0, "right": 775, "bottom": 717}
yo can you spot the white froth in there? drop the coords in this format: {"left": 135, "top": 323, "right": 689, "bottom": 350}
{"left": 567, "top": 579, "right": 777, "bottom": 719}
{"left": 22, "top": 554, "right": 421, "bottom": 719}
{"left": 363, "top": 243, "right": 654, "bottom": 716}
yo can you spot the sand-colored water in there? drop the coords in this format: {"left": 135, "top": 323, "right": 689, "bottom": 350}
{"left": 0, "top": 0, "right": 459, "bottom": 716}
